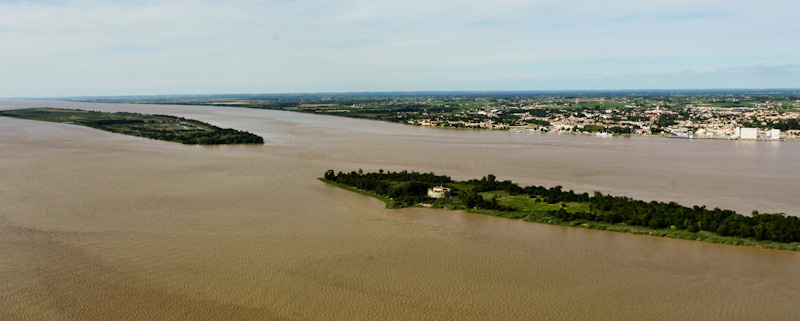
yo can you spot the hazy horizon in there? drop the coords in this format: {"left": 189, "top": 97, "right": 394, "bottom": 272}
{"left": 5, "top": 87, "right": 800, "bottom": 100}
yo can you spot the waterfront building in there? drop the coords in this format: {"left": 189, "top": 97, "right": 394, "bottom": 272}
{"left": 736, "top": 127, "right": 758, "bottom": 140}
{"left": 769, "top": 129, "right": 781, "bottom": 140}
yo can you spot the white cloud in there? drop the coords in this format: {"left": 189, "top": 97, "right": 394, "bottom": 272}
{"left": 0, "top": 0, "right": 798, "bottom": 96}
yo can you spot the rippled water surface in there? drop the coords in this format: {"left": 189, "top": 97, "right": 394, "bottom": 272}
{"left": 2, "top": 100, "right": 799, "bottom": 320}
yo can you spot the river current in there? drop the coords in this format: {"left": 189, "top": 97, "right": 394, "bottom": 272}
{"left": 1, "top": 100, "right": 798, "bottom": 320}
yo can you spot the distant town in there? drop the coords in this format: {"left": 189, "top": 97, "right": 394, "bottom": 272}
{"left": 76, "top": 89, "right": 800, "bottom": 140}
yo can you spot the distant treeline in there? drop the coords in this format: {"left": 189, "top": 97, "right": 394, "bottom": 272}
{"left": 324, "top": 170, "right": 800, "bottom": 243}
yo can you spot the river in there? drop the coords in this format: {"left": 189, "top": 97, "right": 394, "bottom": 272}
{"left": 1, "top": 100, "right": 799, "bottom": 320}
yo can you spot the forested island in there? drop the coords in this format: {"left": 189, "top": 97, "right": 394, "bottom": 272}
{"left": 0, "top": 108, "right": 263, "bottom": 145}
{"left": 322, "top": 169, "right": 800, "bottom": 251}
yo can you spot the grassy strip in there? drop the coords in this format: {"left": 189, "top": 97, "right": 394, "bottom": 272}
{"left": 322, "top": 178, "right": 800, "bottom": 251}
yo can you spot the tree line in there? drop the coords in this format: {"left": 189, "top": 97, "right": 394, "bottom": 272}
{"left": 324, "top": 169, "right": 452, "bottom": 207}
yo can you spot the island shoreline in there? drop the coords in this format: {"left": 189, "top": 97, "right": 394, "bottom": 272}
{"left": 319, "top": 175, "right": 800, "bottom": 252}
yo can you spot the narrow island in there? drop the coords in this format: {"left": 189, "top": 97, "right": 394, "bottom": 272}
{"left": 0, "top": 108, "right": 263, "bottom": 145}
{"left": 321, "top": 169, "right": 800, "bottom": 251}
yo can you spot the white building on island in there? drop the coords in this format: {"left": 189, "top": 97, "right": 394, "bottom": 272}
{"left": 427, "top": 186, "right": 452, "bottom": 198}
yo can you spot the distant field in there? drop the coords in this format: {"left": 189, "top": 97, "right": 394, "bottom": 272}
{"left": 80, "top": 91, "right": 800, "bottom": 136}
{"left": 0, "top": 108, "right": 264, "bottom": 145}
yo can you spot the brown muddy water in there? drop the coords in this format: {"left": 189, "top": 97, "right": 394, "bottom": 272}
{"left": 1, "top": 100, "right": 799, "bottom": 320}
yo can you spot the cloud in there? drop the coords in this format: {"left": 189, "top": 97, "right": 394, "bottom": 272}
{"left": 0, "top": 0, "right": 798, "bottom": 96}
{"left": 573, "top": 63, "right": 800, "bottom": 90}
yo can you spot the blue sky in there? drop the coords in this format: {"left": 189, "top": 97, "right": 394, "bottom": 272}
{"left": 1, "top": 0, "right": 798, "bottom": 97}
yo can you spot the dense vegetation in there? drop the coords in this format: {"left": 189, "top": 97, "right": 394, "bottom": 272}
{"left": 323, "top": 170, "right": 800, "bottom": 250}
{"left": 771, "top": 119, "right": 800, "bottom": 131}
{"left": 0, "top": 108, "right": 263, "bottom": 145}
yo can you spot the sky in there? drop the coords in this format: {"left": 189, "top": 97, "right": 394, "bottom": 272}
{"left": 1, "top": 0, "right": 799, "bottom": 97}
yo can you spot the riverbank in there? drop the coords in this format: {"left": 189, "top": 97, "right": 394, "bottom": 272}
{"left": 74, "top": 91, "right": 800, "bottom": 142}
